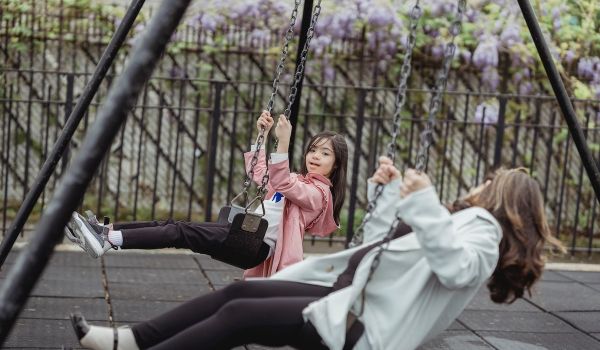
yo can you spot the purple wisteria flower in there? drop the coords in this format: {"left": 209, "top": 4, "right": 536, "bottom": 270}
{"left": 551, "top": 5, "right": 567, "bottom": 30}
{"left": 564, "top": 50, "right": 576, "bottom": 64}
{"left": 356, "top": 0, "right": 371, "bottom": 14}
{"left": 368, "top": 7, "right": 395, "bottom": 27}
{"left": 482, "top": 66, "right": 500, "bottom": 91}
{"left": 553, "top": 18, "right": 561, "bottom": 30}
{"left": 513, "top": 68, "right": 531, "bottom": 84}
{"left": 312, "top": 35, "right": 332, "bottom": 56}
{"left": 578, "top": 58, "right": 596, "bottom": 80}
{"left": 466, "top": 8, "right": 479, "bottom": 22}
{"left": 270, "top": 1, "right": 290, "bottom": 16}
{"left": 431, "top": 44, "right": 444, "bottom": 60}
{"left": 472, "top": 36, "right": 499, "bottom": 68}
{"left": 193, "top": 13, "right": 221, "bottom": 32}
{"left": 430, "top": 1, "right": 455, "bottom": 16}
{"left": 323, "top": 65, "right": 335, "bottom": 82}
{"left": 328, "top": 10, "right": 357, "bottom": 39}
{"left": 460, "top": 49, "right": 472, "bottom": 64}
{"left": 382, "top": 41, "right": 397, "bottom": 56}
{"left": 249, "top": 29, "right": 271, "bottom": 47}
{"left": 519, "top": 81, "right": 534, "bottom": 95}
{"left": 500, "top": 22, "right": 521, "bottom": 47}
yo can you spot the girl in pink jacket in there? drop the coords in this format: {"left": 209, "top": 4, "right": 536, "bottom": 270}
{"left": 63, "top": 112, "right": 348, "bottom": 277}
{"left": 244, "top": 111, "right": 348, "bottom": 277}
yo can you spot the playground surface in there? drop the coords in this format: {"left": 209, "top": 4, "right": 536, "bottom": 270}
{"left": 2, "top": 247, "right": 600, "bottom": 350}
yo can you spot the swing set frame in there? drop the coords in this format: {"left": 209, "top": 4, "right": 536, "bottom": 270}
{"left": 0, "top": 0, "right": 598, "bottom": 344}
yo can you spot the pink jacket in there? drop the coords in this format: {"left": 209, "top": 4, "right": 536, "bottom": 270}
{"left": 243, "top": 150, "right": 338, "bottom": 278}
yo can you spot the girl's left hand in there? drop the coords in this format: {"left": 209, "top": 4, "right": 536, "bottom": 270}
{"left": 400, "top": 169, "right": 432, "bottom": 198}
{"left": 275, "top": 115, "right": 292, "bottom": 142}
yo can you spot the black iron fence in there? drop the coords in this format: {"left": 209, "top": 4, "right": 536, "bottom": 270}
{"left": 1, "top": 68, "right": 600, "bottom": 253}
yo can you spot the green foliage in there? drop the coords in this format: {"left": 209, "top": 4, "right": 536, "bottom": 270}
{"left": 553, "top": 129, "right": 569, "bottom": 145}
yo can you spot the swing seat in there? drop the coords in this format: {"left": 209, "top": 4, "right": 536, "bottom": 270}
{"left": 212, "top": 206, "right": 268, "bottom": 270}
{"left": 216, "top": 204, "right": 245, "bottom": 225}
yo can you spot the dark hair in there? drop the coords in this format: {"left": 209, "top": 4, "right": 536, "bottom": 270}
{"left": 458, "top": 168, "right": 565, "bottom": 304}
{"left": 299, "top": 131, "right": 348, "bottom": 225}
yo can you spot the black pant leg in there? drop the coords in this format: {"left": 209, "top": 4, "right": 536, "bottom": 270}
{"left": 120, "top": 221, "right": 230, "bottom": 253}
{"left": 112, "top": 220, "right": 173, "bottom": 230}
{"left": 132, "top": 280, "right": 331, "bottom": 349}
{"left": 148, "top": 297, "right": 328, "bottom": 350}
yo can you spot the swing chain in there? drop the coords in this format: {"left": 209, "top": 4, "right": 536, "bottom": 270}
{"left": 414, "top": 0, "right": 465, "bottom": 172}
{"left": 255, "top": 0, "right": 323, "bottom": 199}
{"left": 354, "top": 0, "right": 467, "bottom": 319}
{"left": 244, "top": 129, "right": 267, "bottom": 191}
{"left": 387, "top": 2, "right": 422, "bottom": 163}
{"left": 266, "top": 0, "right": 302, "bottom": 116}
{"left": 349, "top": 0, "right": 422, "bottom": 248}
{"left": 355, "top": 215, "right": 402, "bottom": 316}
{"left": 241, "top": 0, "right": 303, "bottom": 204}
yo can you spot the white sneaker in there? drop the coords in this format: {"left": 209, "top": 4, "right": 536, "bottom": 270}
{"left": 65, "top": 212, "right": 112, "bottom": 258}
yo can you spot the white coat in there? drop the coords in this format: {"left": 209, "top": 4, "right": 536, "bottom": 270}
{"left": 270, "top": 179, "right": 502, "bottom": 350}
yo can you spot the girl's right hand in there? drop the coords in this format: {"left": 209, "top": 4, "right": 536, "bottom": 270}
{"left": 369, "top": 156, "right": 401, "bottom": 184}
{"left": 400, "top": 169, "right": 432, "bottom": 198}
{"left": 256, "top": 111, "right": 274, "bottom": 135}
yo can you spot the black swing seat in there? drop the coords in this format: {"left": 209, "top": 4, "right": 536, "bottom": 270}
{"left": 211, "top": 206, "right": 268, "bottom": 270}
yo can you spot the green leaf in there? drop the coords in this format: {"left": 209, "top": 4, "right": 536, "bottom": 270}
{"left": 573, "top": 80, "right": 593, "bottom": 100}
{"left": 554, "top": 129, "right": 569, "bottom": 144}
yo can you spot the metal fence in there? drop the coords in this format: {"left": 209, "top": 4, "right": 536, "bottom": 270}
{"left": 2, "top": 0, "right": 600, "bottom": 253}
{"left": 1, "top": 67, "right": 600, "bottom": 253}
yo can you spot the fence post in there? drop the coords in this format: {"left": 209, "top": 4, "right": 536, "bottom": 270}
{"left": 61, "top": 74, "right": 74, "bottom": 176}
{"left": 346, "top": 89, "right": 366, "bottom": 245}
{"left": 0, "top": 0, "right": 147, "bottom": 269}
{"left": 206, "top": 82, "right": 223, "bottom": 222}
{"left": 493, "top": 96, "right": 507, "bottom": 167}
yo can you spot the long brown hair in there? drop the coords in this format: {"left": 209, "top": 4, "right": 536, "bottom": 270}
{"left": 459, "top": 168, "right": 565, "bottom": 304}
{"left": 299, "top": 131, "right": 348, "bottom": 225}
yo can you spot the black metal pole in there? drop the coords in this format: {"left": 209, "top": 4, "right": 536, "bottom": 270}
{"left": 61, "top": 74, "right": 74, "bottom": 175}
{"left": 288, "top": 0, "right": 314, "bottom": 166}
{"left": 518, "top": 0, "right": 600, "bottom": 205}
{"left": 0, "top": 0, "right": 191, "bottom": 343}
{"left": 493, "top": 97, "right": 507, "bottom": 167}
{"left": 0, "top": 0, "right": 147, "bottom": 269}
{"left": 206, "top": 82, "right": 223, "bottom": 222}
{"left": 346, "top": 89, "right": 366, "bottom": 246}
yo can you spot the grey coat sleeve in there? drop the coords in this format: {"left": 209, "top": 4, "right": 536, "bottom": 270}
{"left": 362, "top": 178, "right": 403, "bottom": 243}
{"left": 396, "top": 187, "right": 502, "bottom": 289}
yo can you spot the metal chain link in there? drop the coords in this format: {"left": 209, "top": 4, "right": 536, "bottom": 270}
{"left": 353, "top": 0, "right": 466, "bottom": 318}
{"left": 238, "top": 0, "right": 303, "bottom": 204}
{"left": 255, "top": 0, "right": 323, "bottom": 198}
{"left": 266, "top": 0, "right": 302, "bottom": 116}
{"left": 415, "top": 0, "right": 465, "bottom": 172}
{"left": 349, "top": 1, "right": 422, "bottom": 248}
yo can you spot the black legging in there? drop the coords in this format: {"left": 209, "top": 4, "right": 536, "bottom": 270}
{"left": 113, "top": 220, "right": 229, "bottom": 252}
{"left": 112, "top": 220, "right": 270, "bottom": 265}
{"left": 132, "top": 280, "right": 333, "bottom": 350}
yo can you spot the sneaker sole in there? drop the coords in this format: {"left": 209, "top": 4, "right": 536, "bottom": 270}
{"left": 68, "top": 213, "right": 105, "bottom": 258}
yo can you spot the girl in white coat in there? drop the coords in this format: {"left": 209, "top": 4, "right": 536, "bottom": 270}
{"left": 70, "top": 158, "right": 564, "bottom": 350}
